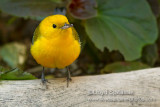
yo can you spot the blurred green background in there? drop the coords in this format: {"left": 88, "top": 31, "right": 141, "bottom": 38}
{"left": 0, "top": 0, "right": 160, "bottom": 80}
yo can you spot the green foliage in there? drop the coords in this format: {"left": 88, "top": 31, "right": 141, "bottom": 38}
{"left": 0, "top": 0, "right": 66, "bottom": 20}
{"left": 84, "top": 0, "right": 158, "bottom": 61}
{"left": 0, "top": 66, "right": 9, "bottom": 72}
{"left": 0, "top": 0, "right": 159, "bottom": 78}
{"left": 101, "top": 61, "right": 150, "bottom": 73}
{"left": 0, "top": 42, "right": 27, "bottom": 69}
{"left": 0, "top": 68, "right": 36, "bottom": 80}
{"left": 0, "top": 0, "right": 158, "bottom": 61}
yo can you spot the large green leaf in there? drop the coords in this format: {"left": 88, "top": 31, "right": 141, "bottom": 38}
{"left": 0, "top": 42, "right": 27, "bottom": 69}
{"left": 0, "top": 0, "right": 65, "bottom": 20}
{"left": 101, "top": 61, "right": 150, "bottom": 73}
{"left": 84, "top": 0, "right": 158, "bottom": 61}
{"left": 0, "top": 68, "right": 36, "bottom": 80}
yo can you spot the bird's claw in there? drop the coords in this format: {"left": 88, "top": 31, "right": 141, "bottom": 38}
{"left": 67, "top": 77, "right": 72, "bottom": 87}
{"left": 41, "top": 79, "right": 49, "bottom": 85}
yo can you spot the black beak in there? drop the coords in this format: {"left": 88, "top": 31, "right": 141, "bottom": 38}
{"left": 61, "top": 23, "right": 73, "bottom": 29}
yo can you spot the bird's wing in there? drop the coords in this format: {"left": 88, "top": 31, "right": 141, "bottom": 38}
{"left": 71, "top": 27, "right": 80, "bottom": 43}
{"left": 32, "top": 26, "right": 40, "bottom": 44}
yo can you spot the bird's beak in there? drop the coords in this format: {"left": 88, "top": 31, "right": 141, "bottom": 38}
{"left": 61, "top": 23, "right": 73, "bottom": 29}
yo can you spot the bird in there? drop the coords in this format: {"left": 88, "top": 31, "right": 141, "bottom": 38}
{"left": 30, "top": 14, "right": 81, "bottom": 87}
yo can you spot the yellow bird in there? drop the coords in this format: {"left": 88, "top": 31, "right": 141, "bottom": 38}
{"left": 30, "top": 14, "right": 81, "bottom": 87}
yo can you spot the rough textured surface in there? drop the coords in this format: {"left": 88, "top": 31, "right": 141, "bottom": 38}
{"left": 0, "top": 68, "right": 160, "bottom": 107}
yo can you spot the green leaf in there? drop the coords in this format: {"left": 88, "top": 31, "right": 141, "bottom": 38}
{"left": 0, "top": 42, "right": 27, "bottom": 69}
{"left": 0, "top": 68, "right": 36, "bottom": 80}
{"left": 84, "top": 0, "right": 158, "bottom": 61}
{"left": 101, "top": 61, "right": 150, "bottom": 73}
{"left": 0, "top": 0, "right": 65, "bottom": 20}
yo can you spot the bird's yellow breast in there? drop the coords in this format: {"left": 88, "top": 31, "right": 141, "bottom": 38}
{"left": 31, "top": 28, "right": 81, "bottom": 69}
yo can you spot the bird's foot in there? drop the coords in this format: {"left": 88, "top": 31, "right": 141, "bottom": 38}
{"left": 66, "top": 77, "right": 72, "bottom": 87}
{"left": 41, "top": 78, "right": 49, "bottom": 85}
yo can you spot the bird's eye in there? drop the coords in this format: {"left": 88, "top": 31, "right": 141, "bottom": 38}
{"left": 53, "top": 24, "right": 57, "bottom": 28}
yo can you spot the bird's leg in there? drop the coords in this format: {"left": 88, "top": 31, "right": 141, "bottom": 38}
{"left": 66, "top": 66, "right": 72, "bottom": 87}
{"left": 41, "top": 67, "right": 48, "bottom": 84}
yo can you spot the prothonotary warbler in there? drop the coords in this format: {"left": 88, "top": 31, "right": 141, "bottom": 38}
{"left": 30, "top": 14, "right": 81, "bottom": 87}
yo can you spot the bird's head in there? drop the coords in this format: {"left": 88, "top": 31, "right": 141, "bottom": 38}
{"left": 39, "top": 15, "right": 73, "bottom": 38}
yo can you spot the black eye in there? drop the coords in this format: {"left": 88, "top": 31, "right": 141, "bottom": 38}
{"left": 53, "top": 24, "right": 56, "bottom": 28}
